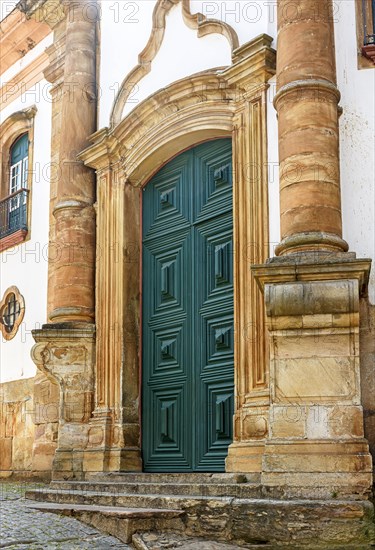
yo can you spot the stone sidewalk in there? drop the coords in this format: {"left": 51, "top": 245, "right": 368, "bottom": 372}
{"left": 0, "top": 482, "right": 131, "bottom": 549}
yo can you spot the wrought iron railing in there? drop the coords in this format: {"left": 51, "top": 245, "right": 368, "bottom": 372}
{"left": 363, "top": 0, "right": 375, "bottom": 45}
{"left": 0, "top": 189, "right": 29, "bottom": 240}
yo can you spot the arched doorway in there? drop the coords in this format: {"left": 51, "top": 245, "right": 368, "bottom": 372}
{"left": 142, "top": 138, "right": 234, "bottom": 472}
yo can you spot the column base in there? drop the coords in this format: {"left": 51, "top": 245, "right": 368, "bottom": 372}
{"left": 226, "top": 441, "right": 264, "bottom": 474}
{"left": 252, "top": 256, "right": 373, "bottom": 501}
{"left": 82, "top": 409, "right": 142, "bottom": 474}
{"left": 275, "top": 231, "right": 349, "bottom": 256}
{"left": 83, "top": 447, "right": 142, "bottom": 475}
{"left": 52, "top": 449, "right": 86, "bottom": 481}
{"left": 261, "top": 439, "right": 373, "bottom": 500}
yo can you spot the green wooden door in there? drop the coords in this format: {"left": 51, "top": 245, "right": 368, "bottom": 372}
{"left": 142, "top": 139, "right": 234, "bottom": 472}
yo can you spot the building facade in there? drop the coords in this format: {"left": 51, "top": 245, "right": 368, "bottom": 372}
{"left": 0, "top": 0, "right": 375, "bottom": 545}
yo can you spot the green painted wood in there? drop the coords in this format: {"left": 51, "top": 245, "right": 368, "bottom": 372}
{"left": 10, "top": 133, "right": 28, "bottom": 165}
{"left": 142, "top": 139, "right": 234, "bottom": 472}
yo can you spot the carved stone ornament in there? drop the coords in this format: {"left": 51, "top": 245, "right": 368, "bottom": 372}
{"left": 110, "top": 0, "right": 240, "bottom": 126}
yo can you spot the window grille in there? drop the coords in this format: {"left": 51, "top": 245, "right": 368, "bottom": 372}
{"left": 362, "top": 0, "right": 375, "bottom": 45}
{"left": 0, "top": 133, "right": 30, "bottom": 240}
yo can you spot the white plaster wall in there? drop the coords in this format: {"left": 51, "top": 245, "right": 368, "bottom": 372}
{"left": 190, "top": 0, "right": 276, "bottom": 44}
{"left": 0, "top": 1, "right": 18, "bottom": 21}
{"left": 334, "top": 1, "right": 375, "bottom": 304}
{"left": 98, "top": 0, "right": 155, "bottom": 126}
{"left": 121, "top": 3, "right": 231, "bottom": 118}
{"left": 99, "top": 0, "right": 277, "bottom": 126}
{"left": 0, "top": 85, "right": 52, "bottom": 383}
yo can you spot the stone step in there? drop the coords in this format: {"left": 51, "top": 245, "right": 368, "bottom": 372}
{"left": 84, "top": 472, "right": 257, "bottom": 484}
{"left": 26, "top": 502, "right": 185, "bottom": 544}
{"left": 48, "top": 480, "right": 263, "bottom": 498}
{"left": 25, "top": 488, "right": 236, "bottom": 510}
{"left": 25, "top": 492, "right": 374, "bottom": 548}
{"left": 131, "top": 532, "right": 257, "bottom": 549}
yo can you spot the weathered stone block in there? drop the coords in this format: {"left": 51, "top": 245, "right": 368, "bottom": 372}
{"left": 271, "top": 405, "right": 306, "bottom": 438}
{"left": 0, "top": 438, "right": 12, "bottom": 469}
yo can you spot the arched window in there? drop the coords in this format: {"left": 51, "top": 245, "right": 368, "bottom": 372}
{"left": 0, "top": 133, "right": 30, "bottom": 241}
{"left": 9, "top": 133, "right": 29, "bottom": 195}
{"left": 0, "top": 107, "right": 36, "bottom": 249}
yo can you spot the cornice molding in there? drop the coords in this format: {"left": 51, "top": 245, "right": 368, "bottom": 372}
{"left": 0, "top": 8, "right": 51, "bottom": 76}
{"left": 223, "top": 34, "right": 276, "bottom": 93}
{"left": 252, "top": 257, "right": 372, "bottom": 297}
{"left": 0, "top": 52, "right": 49, "bottom": 109}
{"left": 110, "top": 0, "right": 240, "bottom": 126}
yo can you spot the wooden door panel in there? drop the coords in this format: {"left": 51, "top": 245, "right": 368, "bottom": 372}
{"left": 142, "top": 139, "right": 233, "bottom": 472}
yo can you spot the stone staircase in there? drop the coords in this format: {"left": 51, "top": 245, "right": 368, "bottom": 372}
{"left": 25, "top": 473, "right": 374, "bottom": 548}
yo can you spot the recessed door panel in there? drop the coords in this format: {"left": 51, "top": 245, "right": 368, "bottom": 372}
{"left": 142, "top": 139, "right": 234, "bottom": 472}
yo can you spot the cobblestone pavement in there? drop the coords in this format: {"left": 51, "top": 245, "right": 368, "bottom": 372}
{"left": 0, "top": 482, "right": 131, "bottom": 549}
{"left": 134, "top": 532, "right": 251, "bottom": 549}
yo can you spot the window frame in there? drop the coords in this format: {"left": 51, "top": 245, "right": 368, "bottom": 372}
{"left": 0, "top": 286, "right": 25, "bottom": 341}
{"left": 356, "top": 0, "right": 375, "bottom": 68}
{"left": 0, "top": 107, "right": 36, "bottom": 252}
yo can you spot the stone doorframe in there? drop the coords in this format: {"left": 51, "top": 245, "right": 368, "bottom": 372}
{"left": 77, "top": 35, "right": 276, "bottom": 475}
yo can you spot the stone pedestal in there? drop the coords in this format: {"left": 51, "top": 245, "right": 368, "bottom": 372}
{"left": 253, "top": 256, "right": 373, "bottom": 499}
{"left": 31, "top": 372, "right": 59, "bottom": 473}
{"left": 31, "top": 325, "right": 95, "bottom": 480}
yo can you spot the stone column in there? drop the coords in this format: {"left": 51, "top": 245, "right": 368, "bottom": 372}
{"left": 48, "top": 0, "right": 97, "bottom": 323}
{"left": 251, "top": 0, "right": 373, "bottom": 498}
{"left": 29, "top": 0, "right": 98, "bottom": 479}
{"left": 274, "top": 0, "right": 348, "bottom": 256}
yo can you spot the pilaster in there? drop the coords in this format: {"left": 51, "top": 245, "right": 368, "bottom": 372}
{"left": 224, "top": 36, "right": 275, "bottom": 473}
{"left": 83, "top": 161, "right": 142, "bottom": 474}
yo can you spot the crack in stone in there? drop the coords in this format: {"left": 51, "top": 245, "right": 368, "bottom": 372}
{"left": 0, "top": 541, "right": 38, "bottom": 548}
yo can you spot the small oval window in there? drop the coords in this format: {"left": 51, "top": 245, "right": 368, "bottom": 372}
{"left": 0, "top": 287, "right": 25, "bottom": 340}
